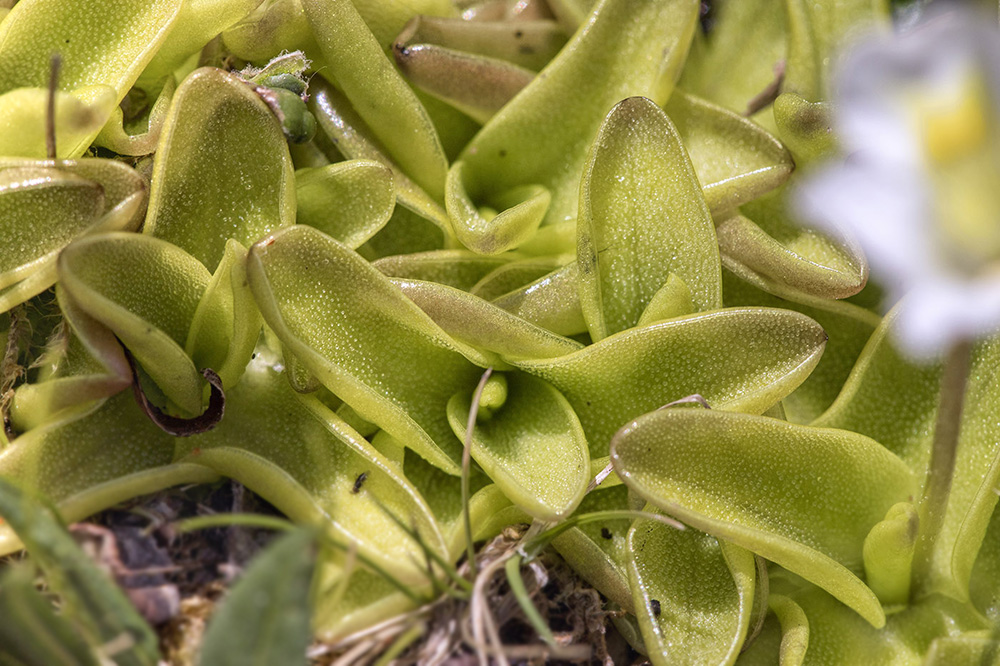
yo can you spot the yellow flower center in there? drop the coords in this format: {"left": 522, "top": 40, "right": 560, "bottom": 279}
{"left": 915, "top": 73, "right": 1000, "bottom": 272}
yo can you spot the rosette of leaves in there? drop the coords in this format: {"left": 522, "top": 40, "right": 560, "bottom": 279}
{"left": 0, "top": 0, "right": 998, "bottom": 664}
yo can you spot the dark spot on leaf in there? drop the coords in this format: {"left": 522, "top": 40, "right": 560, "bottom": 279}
{"left": 650, "top": 599, "right": 661, "bottom": 616}
{"left": 499, "top": 149, "right": 507, "bottom": 157}
{"left": 519, "top": 45, "right": 534, "bottom": 55}
{"left": 515, "top": 30, "right": 523, "bottom": 38}
{"left": 600, "top": 527, "right": 612, "bottom": 539}
{"left": 352, "top": 471, "right": 369, "bottom": 494}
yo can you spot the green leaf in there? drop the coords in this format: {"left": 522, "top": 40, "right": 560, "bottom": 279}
{"left": 512, "top": 307, "right": 827, "bottom": 458}
{"left": 0, "top": 0, "right": 181, "bottom": 153}
{"left": 551, "top": 485, "right": 634, "bottom": 612}
{"left": 470, "top": 257, "right": 563, "bottom": 301}
{"left": 222, "top": 0, "right": 318, "bottom": 64}
{"left": 373, "top": 250, "right": 516, "bottom": 291}
{"left": 783, "top": 0, "right": 889, "bottom": 101}
{"left": 577, "top": 95, "right": 721, "bottom": 341}
{"left": 0, "top": 0, "right": 180, "bottom": 96}
{"left": 58, "top": 232, "right": 212, "bottom": 416}
{"left": 492, "top": 261, "right": 587, "bottom": 337}
{"left": 247, "top": 225, "right": 487, "bottom": 474}
{"left": 971, "top": 498, "right": 1000, "bottom": 620}
{"left": 627, "top": 519, "right": 755, "bottom": 666}
{"left": 309, "top": 78, "right": 452, "bottom": 235}
{"left": 9, "top": 285, "right": 133, "bottom": 432}
{"left": 198, "top": 527, "right": 315, "bottom": 666}
{"left": 666, "top": 90, "right": 793, "bottom": 213}
{"left": 0, "top": 391, "right": 217, "bottom": 556}
{"left": 393, "top": 27, "right": 536, "bottom": 124}
{"left": 678, "top": 0, "right": 786, "bottom": 125}
{"left": 863, "top": 502, "right": 918, "bottom": 607}
{"left": 301, "top": 0, "right": 448, "bottom": 198}
{"left": 718, "top": 189, "right": 869, "bottom": 302}
{"left": 393, "top": 279, "right": 583, "bottom": 365}
{"left": 763, "top": 582, "right": 988, "bottom": 665}
{"left": 768, "top": 594, "right": 809, "bottom": 666}
{"left": 773, "top": 92, "right": 836, "bottom": 164}
{"left": 0, "top": 476, "right": 161, "bottom": 665}
{"left": 0, "top": 158, "right": 146, "bottom": 312}
{"left": 446, "top": 372, "right": 588, "bottom": 521}
{"left": 446, "top": 0, "right": 699, "bottom": 249}
{"left": 138, "top": 0, "right": 262, "bottom": 89}
{"left": 0, "top": 563, "right": 100, "bottom": 666}
{"left": 814, "top": 313, "right": 1000, "bottom": 601}
{"left": 185, "top": 239, "right": 262, "bottom": 392}
{"left": 0, "top": 86, "right": 117, "bottom": 158}
{"left": 295, "top": 160, "right": 395, "bottom": 248}
{"left": 145, "top": 67, "right": 295, "bottom": 271}
{"left": 313, "top": 562, "right": 419, "bottom": 643}
{"left": 396, "top": 16, "right": 567, "bottom": 71}
{"left": 174, "top": 353, "right": 449, "bottom": 583}
{"left": 722, "top": 268, "right": 878, "bottom": 423}
{"left": 611, "top": 408, "right": 915, "bottom": 627}
{"left": 94, "top": 75, "right": 176, "bottom": 156}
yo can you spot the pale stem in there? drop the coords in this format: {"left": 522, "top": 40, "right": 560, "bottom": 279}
{"left": 463, "top": 367, "right": 493, "bottom": 579}
{"left": 911, "top": 337, "right": 973, "bottom": 597}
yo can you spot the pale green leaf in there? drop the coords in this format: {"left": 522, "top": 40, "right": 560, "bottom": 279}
{"left": 392, "top": 278, "right": 583, "bottom": 365}
{"left": 628, "top": 519, "right": 755, "bottom": 666}
{"left": 666, "top": 90, "right": 793, "bottom": 213}
{"left": 512, "top": 307, "right": 827, "bottom": 458}
{"left": 247, "top": 225, "right": 487, "bottom": 474}
{"left": 145, "top": 67, "right": 295, "bottom": 271}
{"left": 578, "top": 95, "right": 721, "bottom": 340}
{"left": 374, "top": 250, "right": 516, "bottom": 291}
{"left": 447, "top": 0, "right": 699, "bottom": 247}
{"left": 446, "top": 372, "right": 589, "bottom": 521}
{"left": 58, "top": 232, "right": 211, "bottom": 416}
{"left": 612, "top": 408, "right": 915, "bottom": 627}
{"left": 301, "top": 0, "right": 448, "bottom": 198}
{"left": 492, "top": 261, "right": 587, "bottom": 337}
{"left": 296, "top": 160, "right": 395, "bottom": 248}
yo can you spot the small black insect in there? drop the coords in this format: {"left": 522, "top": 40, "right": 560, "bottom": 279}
{"left": 650, "top": 599, "right": 662, "bottom": 617}
{"left": 600, "top": 527, "right": 613, "bottom": 540}
{"left": 352, "top": 471, "right": 369, "bottom": 494}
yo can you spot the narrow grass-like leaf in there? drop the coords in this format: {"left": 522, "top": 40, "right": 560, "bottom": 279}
{"left": 0, "top": 476, "right": 160, "bottom": 666}
{"left": 0, "top": 563, "right": 100, "bottom": 666}
{"left": 198, "top": 527, "right": 315, "bottom": 666}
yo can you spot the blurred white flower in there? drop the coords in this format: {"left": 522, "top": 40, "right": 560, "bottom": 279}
{"left": 796, "top": 10, "right": 1000, "bottom": 358}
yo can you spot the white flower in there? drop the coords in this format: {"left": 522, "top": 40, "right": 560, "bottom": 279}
{"left": 795, "top": 10, "right": 1000, "bottom": 358}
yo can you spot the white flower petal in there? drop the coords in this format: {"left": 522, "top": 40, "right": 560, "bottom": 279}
{"left": 794, "top": 161, "right": 934, "bottom": 290}
{"left": 894, "top": 276, "right": 1000, "bottom": 358}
